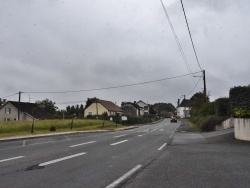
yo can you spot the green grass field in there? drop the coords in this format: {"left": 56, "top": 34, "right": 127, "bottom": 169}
{"left": 0, "top": 119, "right": 124, "bottom": 137}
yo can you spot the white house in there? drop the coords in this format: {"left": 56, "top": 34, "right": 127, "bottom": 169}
{"left": 0, "top": 101, "right": 51, "bottom": 121}
{"left": 176, "top": 99, "right": 194, "bottom": 118}
{"left": 137, "top": 100, "right": 149, "bottom": 116}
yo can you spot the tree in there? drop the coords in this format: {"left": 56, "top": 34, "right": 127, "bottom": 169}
{"left": 85, "top": 97, "right": 98, "bottom": 109}
{"left": 36, "top": 99, "right": 58, "bottom": 115}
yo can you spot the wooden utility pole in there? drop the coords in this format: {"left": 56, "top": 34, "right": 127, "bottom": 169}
{"left": 203, "top": 70, "right": 207, "bottom": 97}
{"left": 18, "top": 91, "right": 22, "bottom": 121}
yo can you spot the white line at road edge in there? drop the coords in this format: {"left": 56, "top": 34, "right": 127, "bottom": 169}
{"left": 158, "top": 143, "right": 167, "bottom": 150}
{"left": 70, "top": 141, "right": 96, "bottom": 148}
{"left": 0, "top": 156, "right": 25, "bottom": 163}
{"left": 105, "top": 165, "right": 142, "bottom": 188}
{"left": 110, "top": 140, "right": 128, "bottom": 146}
{"left": 39, "top": 152, "right": 86, "bottom": 166}
{"left": 29, "top": 141, "right": 56, "bottom": 146}
{"left": 113, "top": 134, "right": 127, "bottom": 138}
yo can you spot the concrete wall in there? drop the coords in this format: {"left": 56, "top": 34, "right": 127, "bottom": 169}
{"left": 234, "top": 118, "right": 250, "bottom": 141}
{"left": 216, "top": 118, "right": 234, "bottom": 130}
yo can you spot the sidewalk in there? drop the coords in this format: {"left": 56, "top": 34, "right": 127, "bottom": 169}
{"left": 176, "top": 119, "right": 197, "bottom": 132}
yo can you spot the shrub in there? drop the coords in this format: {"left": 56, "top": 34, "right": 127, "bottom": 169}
{"left": 234, "top": 108, "right": 250, "bottom": 118}
{"left": 199, "top": 115, "right": 227, "bottom": 132}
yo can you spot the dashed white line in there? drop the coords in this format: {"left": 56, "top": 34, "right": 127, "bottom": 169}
{"left": 29, "top": 141, "right": 56, "bottom": 146}
{"left": 105, "top": 164, "right": 142, "bottom": 188}
{"left": 160, "top": 129, "right": 164, "bottom": 131}
{"left": 0, "top": 156, "right": 25, "bottom": 163}
{"left": 170, "top": 135, "right": 173, "bottom": 139}
{"left": 113, "top": 134, "right": 127, "bottom": 138}
{"left": 110, "top": 140, "right": 128, "bottom": 146}
{"left": 70, "top": 141, "right": 96, "bottom": 148}
{"left": 158, "top": 143, "right": 167, "bottom": 150}
{"left": 38, "top": 152, "right": 86, "bottom": 166}
{"left": 138, "top": 135, "right": 143, "bottom": 137}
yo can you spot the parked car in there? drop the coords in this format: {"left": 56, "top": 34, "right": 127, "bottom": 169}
{"left": 171, "top": 117, "right": 177, "bottom": 122}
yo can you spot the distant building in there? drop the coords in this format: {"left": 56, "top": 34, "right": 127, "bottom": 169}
{"left": 84, "top": 99, "right": 122, "bottom": 117}
{"left": 137, "top": 100, "right": 149, "bottom": 116}
{"left": 177, "top": 99, "right": 194, "bottom": 118}
{"left": 121, "top": 102, "right": 140, "bottom": 117}
{"left": 0, "top": 101, "right": 51, "bottom": 121}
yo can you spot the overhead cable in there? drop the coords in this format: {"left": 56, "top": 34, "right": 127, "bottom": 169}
{"left": 180, "top": 0, "right": 202, "bottom": 71}
{"left": 23, "top": 71, "right": 202, "bottom": 94}
{"left": 159, "top": 0, "right": 196, "bottom": 84}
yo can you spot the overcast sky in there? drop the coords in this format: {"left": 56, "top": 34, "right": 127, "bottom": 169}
{"left": 1, "top": 0, "right": 249, "bottom": 109}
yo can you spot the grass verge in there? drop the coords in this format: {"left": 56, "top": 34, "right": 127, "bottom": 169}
{"left": 0, "top": 119, "right": 124, "bottom": 138}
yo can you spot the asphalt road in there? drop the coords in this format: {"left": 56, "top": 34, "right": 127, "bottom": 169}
{"left": 0, "top": 119, "right": 177, "bottom": 188}
{"left": 1, "top": 119, "right": 250, "bottom": 188}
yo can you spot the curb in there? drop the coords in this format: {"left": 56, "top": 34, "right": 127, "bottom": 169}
{"left": 0, "top": 126, "right": 139, "bottom": 142}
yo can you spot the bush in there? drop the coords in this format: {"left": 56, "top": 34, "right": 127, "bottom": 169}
{"left": 230, "top": 85, "right": 250, "bottom": 111}
{"left": 214, "top": 98, "right": 230, "bottom": 116}
{"left": 234, "top": 108, "right": 250, "bottom": 118}
{"left": 199, "top": 116, "right": 227, "bottom": 132}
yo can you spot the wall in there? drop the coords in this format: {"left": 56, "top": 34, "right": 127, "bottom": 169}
{"left": 234, "top": 118, "right": 250, "bottom": 141}
{"left": 84, "top": 103, "right": 107, "bottom": 117}
{"left": 0, "top": 103, "right": 18, "bottom": 121}
{"left": 216, "top": 118, "right": 234, "bottom": 130}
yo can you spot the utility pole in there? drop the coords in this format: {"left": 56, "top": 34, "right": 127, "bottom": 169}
{"left": 203, "top": 70, "right": 207, "bottom": 97}
{"left": 18, "top": 91, "right": 22, "bottom": 121}
{"left": 184, "top": 95, "right": 186, "bottom": 118}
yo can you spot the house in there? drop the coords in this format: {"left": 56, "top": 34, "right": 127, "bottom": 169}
{"left": 84, "top": 99, "right": 122, "bottom": 117}
{"left": 176, "top": 99, "right": 194, "bottom": 118}
{"left": 121, "top": 102, "right": 140, "bottom": 117}
{"left": 0, "top": 101, "right": 51, "bottom": 121}
{"left": 137, "top": 100, "right": 149, "bottom": 116}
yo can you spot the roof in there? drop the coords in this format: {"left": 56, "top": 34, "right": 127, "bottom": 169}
{"left": 3, "top": 101, "right": 52, "bottom": 119}
{"left": 95, "top": 99, "right": 122, "bottom": 112}
{"left": 177, "top": 99, "right": 195, "bottom": 108}
{"left": 122, "top": 102, "right": 141, "bottom": 109}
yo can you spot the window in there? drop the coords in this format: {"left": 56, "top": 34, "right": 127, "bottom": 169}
{"left": 4, "top": 118, "right": 10, "bottom": 121}
{"left": 5, "top": 108, "right": 11, "bottom": 114}
{"left": 88, "top": 112, "right": 92, "bottom": 115}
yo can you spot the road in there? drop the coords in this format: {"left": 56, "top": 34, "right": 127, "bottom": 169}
{"left": 1, "top": 119, "right": 250, "bottom": 188}
{"left": 0, "top": 119, "right": 176, "bottom": 188}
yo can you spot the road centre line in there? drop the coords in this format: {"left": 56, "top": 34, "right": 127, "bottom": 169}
{"left": 113, "top": 134, "right": 127, "bottom": 138}
{"left": 158, "top": 143, "right": 167, "bottom": 150}
{"left": 170, "top": 135, "right": 173, "bottom": 139}
{"left": 105, "top": 164, "right": 142, "bottom": 188}
{"left": 110, "top": 140, "right": 128, "bottom": 146}
{"left": 0, "top": 156, "right": 25, "bottom": 163}
{"left": 70, "top": 141, "right": 96, "bottom": 148}
{"left": 38, "top": 152, "right": 86, "bottom": 166}
{"left": 29, "top": 141, "right": 56, "bottom": 146}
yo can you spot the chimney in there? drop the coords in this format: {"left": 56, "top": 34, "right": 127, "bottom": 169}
{"left": 177, "top": 99, "right": 180, "bottom": 106}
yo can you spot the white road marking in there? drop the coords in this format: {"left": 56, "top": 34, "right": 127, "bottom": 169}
{"left": 158, "top": 143, "right": 167, "bottom": 150}
{"left": 22, "top": 140, "right": 26, "bottom": 146}
{"left": 69, "top": 141, "right": 96, "bottom": 148}
{"left": 172, "top": 130, "right": 175, "bottom": 134}
{"left": 0, "top": 156, "right": 25, "bottom": 163}
{"left": 29, "top": 141, "right": 56, "bottom": 146}
{"left": 105, "top": 165, "right": 142, "bottom": 188}
{"left": 160, "top": 129, "right": 164, "bottom": 131}
{"left": 110, "top": 140, "right": 128, "bottom": 146}
{"left": 113, "top": 134, "right": 127, "bottom": 138}
{"left": 170, "top": 135, "right": 173, "bottom": 139}
{"left": 38, "top": 152, "right": 86, "bottom": 166}
{"left": 138, "top": 135, "right": 143, "bottom": 137}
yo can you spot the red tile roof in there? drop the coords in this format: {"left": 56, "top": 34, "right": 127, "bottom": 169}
{"left": 95, "top": 99, "right": 122, "bottom": 112}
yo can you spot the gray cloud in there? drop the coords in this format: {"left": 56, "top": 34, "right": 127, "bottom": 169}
{"left": 1, "top": 0, "right": 249, "bottom": 109}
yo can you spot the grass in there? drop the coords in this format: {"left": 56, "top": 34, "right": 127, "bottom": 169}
{"left": 0, "top": 119, "right": 124, "bottom": 138}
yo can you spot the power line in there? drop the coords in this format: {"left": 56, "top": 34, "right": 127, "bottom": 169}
{"left": 23, "top": 71, "right": 202, "bottom": 94}
{"left": 186, "top": 76, "right": 202, "bottom": 96}
{"left": 180, "top": 0, "right": 202, "bottom": 71}
{"left": 159, "top": 0, "right": 196, "bottom": 84}
{"left": 0, "top": 93, "right": 18, "bottom": 99}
